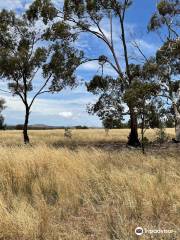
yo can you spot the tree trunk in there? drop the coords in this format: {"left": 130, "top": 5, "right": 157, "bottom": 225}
{"left": 23, "top": 106, "right": 30, "bottom": 144}
{"left": 140, "top": 111, "right": 145, "bottom": 154}
{"left": 175, "top": 115, "right": 180, "bottom": 142}
{"left": 128, "top": 108, "right": 141, "bottom": 147}
{"left": 173, "top": 103, "right": 180, "bottom": 142}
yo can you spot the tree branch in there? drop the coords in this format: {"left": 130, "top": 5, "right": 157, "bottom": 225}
{"left": 29, "top": 74, "right": 52, "bottom": 109}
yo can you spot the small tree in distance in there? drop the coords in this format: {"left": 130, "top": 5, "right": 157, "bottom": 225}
{"left": 0, "top": 5, "right": 82, "bottom": 144}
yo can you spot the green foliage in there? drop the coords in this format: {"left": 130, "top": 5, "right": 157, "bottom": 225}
{"left": 75, "top": 125, "right": 89, "bottom": 129}
{"left": 148, "top": 0, "right": 180, "bottom": 135}
{"left": 0, "top": 7, "right": 82, "bottom": 98}
{"left": 63, "top": 0, "right": 143, "bottom": 146}
{"left": 102, "top": 116, "right": 123, "bottom": 129}
{"left": 156, "top": 124, "right": 169, "bottom": 144}
{"left": 165, "top": 114, "right": 175, "bottom": 127}
{"left": 86, "top": 75, "right": 110, "bottom": 94}
{"left": 157, "top": 0, "right": 177, "bottom": 16}
{"left": 87, "top": 61, "right": 163, "bottom": 133}
{"left": 0, "top": 4, "right": 82, "bottom": 143}
{"left": 87, "top": 75, "right": 124, "bottom": 127}
{"left": 26, "top": 0, "right": 58, "bottom": 24}
{"left": 123, "top": 63, "right": 160, "bottom": 109}
{"left": 156, "top": 39, "right": 180, "bottom": 77}
{"left": 148, "top": 0, "right": 179, "bottom": 37}
{"left": 0, "top": 10, "right": 15, "bottom": 48}
{"left": 44, "top": 21, "right": 77, "bottom": 41}
{"left": 64, "top": 0, "right": 133, "bottom": 17}
{"left": 123, "top": 81, "right": 159, "bottom": 108}
{"left": 154, "top": 39, "right": 180, "bottom": 122}
{"left": 147, "top": 104, "right": 164, "bottom": 129}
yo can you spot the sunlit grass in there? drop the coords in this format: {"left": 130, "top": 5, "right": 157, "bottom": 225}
{"left": 0, "top": 129, "right": 179, "bottom": 239}
{"left": 0, "top": 128, "right": 175, "bottom": 146}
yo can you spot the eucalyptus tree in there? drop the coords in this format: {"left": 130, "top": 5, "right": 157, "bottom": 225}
{"left": 123, "top": 69, "right": 160, "bottom": 152}
{"left": 87, "top": 62, "right": 162, "bottom": 148}
{"left": 87, "top": 75, "right": 124, "bottom": 130}
{"left": 0, "top": 6, "right": 82, "bottom": 144}
{"left": 148, "top": 0, "right": 180, "bottom": 141}
{"left": 30, "top": 0, "right": 142, "bottom": 146}
{"left": 62, "top": 0, "right": 142, "bottom": 146}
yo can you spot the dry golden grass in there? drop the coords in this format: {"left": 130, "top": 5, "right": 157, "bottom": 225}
{"left": 0, "top": 128, "right": 175, "bottom": 147}
{"left": 0, "top": 129, "right": 179, "bottom": 239}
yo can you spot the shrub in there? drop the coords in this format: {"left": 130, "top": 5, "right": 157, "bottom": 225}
{"left": 156, "top": 125, "right": 169, "bottom": 143}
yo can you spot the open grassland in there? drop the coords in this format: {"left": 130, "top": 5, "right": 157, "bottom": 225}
{"left": 0, "top": 128, "right": 176, "bottom": 147}
{"left": 0, "top": 129, "right": 179, "bottom": 240}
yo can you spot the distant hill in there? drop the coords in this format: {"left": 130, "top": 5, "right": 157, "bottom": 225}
{"left": 6, "top": 124, "right": 64, "bottom": 130}
{"left": 6, "top": 125, "right": 91, "bottom": 130}
{"left": 29, "top": 124, "right": 56, "bottom": 129}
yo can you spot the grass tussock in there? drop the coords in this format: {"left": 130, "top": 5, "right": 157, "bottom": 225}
{"left": 0, "top": 140, "right": 179, "bottom": 239}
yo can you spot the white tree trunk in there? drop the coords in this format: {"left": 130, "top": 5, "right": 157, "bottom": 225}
{"left": 173, "top": 102, "right": 180, "bottom": 142}
{"left": 175, "top": 115, "right": 180, "bottom": 142}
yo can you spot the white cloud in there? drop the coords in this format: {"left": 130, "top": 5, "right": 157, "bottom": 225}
{"left": 52, "top": 0, "right": 64, "bottom": 6}
{"left": 1, "top": 94, "right": 95, "bottom": 113}
{"left": 58, "top": 111, "right": 73, "bottom": 119}
{"left": 80, "top": 61, "right": 100, "bottom": 71}
{"left": 0, "top": 0, "right": 26, "bottom": 10}
{"left": 0, "top": 0, "right": 64, "bottom": 11}
{"left": 0, "top": 88, "right": 98, "bottom": 123}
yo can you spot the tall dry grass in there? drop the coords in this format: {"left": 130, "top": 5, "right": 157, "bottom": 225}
{"left": 0, "top": 130, "right": 180, "bottom": 240}
{"left": 0, "top": 128, "right": 175, "bottom": 147}
{"left": 0, "top": 129, "right": 179, "bottom": 239}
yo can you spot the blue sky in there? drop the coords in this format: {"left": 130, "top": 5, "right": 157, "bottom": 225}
{"left": 0, "top": 0, "right": 161, "bottom": 127}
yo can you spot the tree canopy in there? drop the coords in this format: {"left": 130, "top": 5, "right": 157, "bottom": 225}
{"left": 0, "top": 6, "right": 82, "bottom": 143}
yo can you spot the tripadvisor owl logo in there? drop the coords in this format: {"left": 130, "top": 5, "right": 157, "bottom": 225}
{"left": 135, "top": 227, "right": 144, "bottom": 236}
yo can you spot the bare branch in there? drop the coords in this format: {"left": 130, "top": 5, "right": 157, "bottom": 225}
{"left": 29, "top": 74, "right": 52, "bottom": 109}
{"left": 131, "top": 40, "right": 149, "bottom": 63}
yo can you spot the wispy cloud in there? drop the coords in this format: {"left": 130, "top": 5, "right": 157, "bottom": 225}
{"left": 1, "top": 91, "right": 100, "bottom": 126}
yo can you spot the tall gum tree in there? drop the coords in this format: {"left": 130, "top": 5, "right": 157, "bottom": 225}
{"left": 0, "top": 5, "right": 82, "bottom": 144}
{"left": 31, "top": 0, "right": 141, "bottom": 146}
{"left": 62, "top": 0, "right": 141, "bottom": 146}
{"left": 148, "top": 0, "right": 180, "bottom": 141}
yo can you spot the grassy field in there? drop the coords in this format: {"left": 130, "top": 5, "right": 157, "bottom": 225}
{"left": 0, "top": 129, "right": 179, "bottom": 239}
{"left": 0, "top": 128, "right": 175, "bottom": 146}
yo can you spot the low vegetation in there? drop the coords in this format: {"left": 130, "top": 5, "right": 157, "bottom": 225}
{"left": 0, "top": 128, "right": 175, "bottom": 147}
{"left": 0, "top": 129, "right": 179, "bottom": 240}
